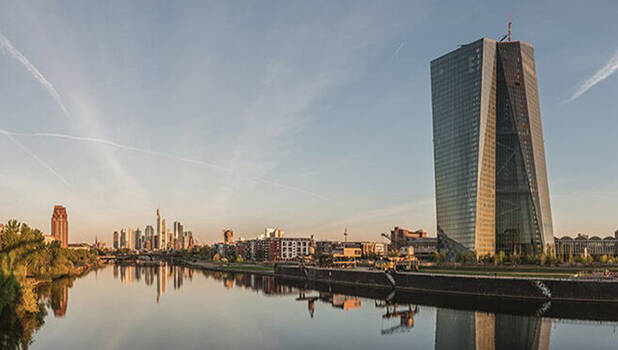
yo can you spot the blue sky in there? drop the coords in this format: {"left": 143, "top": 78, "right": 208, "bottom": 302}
{"left": 0, "top": 1, "right": 617, "bottom": 244}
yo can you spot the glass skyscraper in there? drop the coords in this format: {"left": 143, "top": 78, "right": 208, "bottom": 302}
{"left": 430, "top": 38, "right": 554, "bottom": 258}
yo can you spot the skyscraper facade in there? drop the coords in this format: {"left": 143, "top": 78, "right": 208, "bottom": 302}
{"left": 51, "top": 205, "right": 68, "bottom": 248}
{"left": 145, "top": 225, "right": 154, "bottom": 250}
{"left": 156, "top": 209, "right": 162, "bottom": 250}
{"left": 430, "top": 38, "right": 554, "bottom": 258}
{"left": 113, "top": 231, "right": 119, "bottom": 249}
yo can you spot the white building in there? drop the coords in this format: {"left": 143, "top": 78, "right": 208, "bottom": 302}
{"left": 280, "top": 237, "right": 311, "bottom": 260}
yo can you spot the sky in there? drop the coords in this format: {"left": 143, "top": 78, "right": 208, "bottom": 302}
{"left": 0, "top": 1, "right": 617, "bottom": 245}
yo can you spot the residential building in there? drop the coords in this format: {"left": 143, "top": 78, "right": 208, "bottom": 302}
{"left": 51, "top": 205, "right": 69, "bottom": 248}
{"left": 280, "top": 237, "right": 312, "bottom": 260}
{"left": 431, "top": 37, "right": 554, "bottom": 259}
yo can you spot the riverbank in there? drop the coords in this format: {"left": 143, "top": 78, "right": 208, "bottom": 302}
{"left": 276, "top": 264, "right": 618, "bottom": 303}
{"left": 182, "top": 259, "right": 274, "bottom": 276}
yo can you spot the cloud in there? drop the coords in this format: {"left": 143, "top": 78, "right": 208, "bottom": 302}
{"left": 569, "top": 48, "right": 618, "bottom": 102}
{"left": 0, "top": 129, "right": 332, "bottom": 201}
{"left": 0, "top": 30, "right": 70, "bottom": 118}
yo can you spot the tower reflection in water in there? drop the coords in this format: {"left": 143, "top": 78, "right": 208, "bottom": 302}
{"left": 40, "top": 277, "right": 72, "bottom": 318}
{"left": 113, "top": 263, "right": 195, "bottom": 303}
{"left": 110, "top": 265, "right": 554, "bottom": 349}
{"left": 435, "top": 308, "right": 551, "bottom": 350}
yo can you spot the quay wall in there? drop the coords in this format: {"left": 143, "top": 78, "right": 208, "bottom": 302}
{"left": 275, "top": 265, "right": 618, "bottom": 303}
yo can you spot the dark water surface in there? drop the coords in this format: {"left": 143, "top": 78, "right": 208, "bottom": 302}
{"left": 14, "top": 264, "right": 618, "bottom": 349}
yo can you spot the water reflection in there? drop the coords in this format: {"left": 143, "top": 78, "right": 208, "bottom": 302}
{"left": 109, "top": 264, "right": 555, "bottom": 349}
{"left": 3, "top": 264, "right": 618, "bottom": 349}
{"left": 435, "top": 309, "right": 551, "bottom": 350}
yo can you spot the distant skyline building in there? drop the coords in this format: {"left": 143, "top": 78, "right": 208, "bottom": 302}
{"left": 135, "top": 228, "right": 142, "bottom": 250}
{"left": 145, "top": 225, "right": 154, "bottom": 250}
{"left": 223, "top": 229, "right": 234, "bottom": 244}
{"left": 431, "top": 37, "right": 554, "bottom": 258}
{"left": 162, "top": 219, "right": 167, "bottom": 249}
{"left": 156, "top": 209, "right": 162, "bottom": 250}
{"left": 113, "top": 231, "right": 119, "bottom": 250}
{"left": 51, "top": 205, "right": 68, "bottom": 248}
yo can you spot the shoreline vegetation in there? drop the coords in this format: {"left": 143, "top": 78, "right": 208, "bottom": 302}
{"left": 1, "top": 219, "right": 102, "bottom": 349}
{"left": 109, "top": 244, "right": 618, "bottom": 280}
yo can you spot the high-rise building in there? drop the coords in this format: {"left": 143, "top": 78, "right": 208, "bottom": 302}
{"left": 113, "top": 231, "right": 119, "bottom": 249}
{"left": 161, "top": 219, "right": 167, "bottom": 249}
{"left": 156, "top": 209, "right": 162, "bottom": 250}
{"left": 431, "top": 37, "right": 554, "bottom": 258}
{"left": 173, "top": 221, "right": 183, "bottom": 248}
{"left": 120, "top": 230, "right": 127, "bottom": 249}
{"left": 135, "top": 228, "right": 142, "bottom": 250}
{"left": 121, "top": 228, "right": 135, "bottom": 250}
{"left": 51, "top": 205, "right": 69, "bottom": 248}
{"left": 145, "top": 225, "right": 154, "bottom": 250}
{"left": 223, "top": 229, "right": 234, "bottom": 244}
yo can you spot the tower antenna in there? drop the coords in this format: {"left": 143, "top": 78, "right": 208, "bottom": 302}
{"left": 508, "top": 15, "right": 512, "bottom": 41}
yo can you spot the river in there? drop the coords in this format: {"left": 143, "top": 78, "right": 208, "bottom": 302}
{"left": 5, "top": 264, "right": 618, "bottom": 349}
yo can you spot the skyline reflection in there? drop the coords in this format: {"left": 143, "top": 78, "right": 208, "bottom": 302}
{"left": 5, "top": 264, "right": 614, "bottom": 350}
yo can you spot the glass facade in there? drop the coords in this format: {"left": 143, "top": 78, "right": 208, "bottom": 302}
{"left": 431, "top": 39, "right": 496, "bottom": 258}
{"left": 431, "top": 38, "right": 554, "bottom": 258}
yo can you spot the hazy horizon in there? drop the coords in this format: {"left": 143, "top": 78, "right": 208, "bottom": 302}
{"left": 1, "top": 1, "right": 617, "bottom": 245}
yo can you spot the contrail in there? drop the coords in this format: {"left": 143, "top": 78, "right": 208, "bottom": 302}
{"left": 0, "top": 129, "right": 70, "bottom": 186}
{"left": 390, "top": 41, "right": 405, "bottom": 60}
{"left": 0, "top": 31, "right": 70, "bottom": 117}
{"left": 2, "top": 129, "right": 331, "bottom": 201}
{"left": 569, "top": 48, "right": 618, "bottom": 102}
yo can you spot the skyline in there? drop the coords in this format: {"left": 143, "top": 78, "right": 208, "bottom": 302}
{"left": 1, "top": 1, "right": 618, "bottom": 245}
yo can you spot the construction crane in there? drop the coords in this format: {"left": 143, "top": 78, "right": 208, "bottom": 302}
{"left": 499, "top": 17, "right": 513, "bottom": 42}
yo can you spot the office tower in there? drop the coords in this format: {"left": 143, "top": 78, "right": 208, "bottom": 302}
{"left": 430, "top": 37, "right": 554, "bottom": 258}
{"left": 127, "top": 228, "right": 135, "bottom": 250}
{"left": 223, "top": 229, "right": 234, "bottom": 244}
{"left": 120, "top": 230, "right": 127, "bottom": 249}
{"left": 156, "top": 209, "right": 162, "bottom": 250}
{"left": 113, "top": 231, "right": 119, "bottom": 249}
{"left": 173, "top": 221, "right": 183, "bottom": 248}
{"left": 145, "top": 225, "right": 154, "bottom": 250}
{"left": 51, "top": 205, "right": 69, "bottom": 248}
{"left": 135, "top": 228, "right": 142, "bottom": 250}
{"left": 161, "top": 219, "right": 167, "bottom": 249}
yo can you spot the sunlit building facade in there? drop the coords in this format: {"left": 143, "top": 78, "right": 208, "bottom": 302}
{"left": 431, "top": 38, "right": 554, "bottom": 258}
{"left": 51, "top": 205, "right": 69, "bottom": 248}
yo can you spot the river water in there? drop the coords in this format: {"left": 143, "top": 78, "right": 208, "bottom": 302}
{"left": 9, "top": 264, "right": 618, "bottom": 349}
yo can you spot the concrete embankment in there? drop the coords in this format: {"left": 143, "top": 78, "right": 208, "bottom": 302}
{"left": 183, "top": 260, "right": 274, "bottom": 276}
{"left": 275, "top": 265, "right": 618, "bottom": 303}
